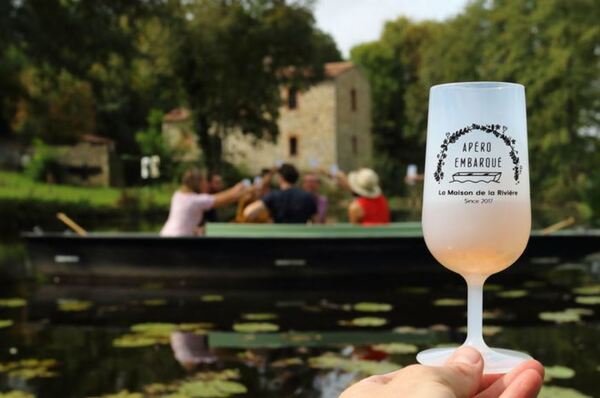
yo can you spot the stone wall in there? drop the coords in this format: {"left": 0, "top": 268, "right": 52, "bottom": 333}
{"left": 56, "top": 143, "right": 114, "bottom": 187}
{"left": 334, "top": 67, "right": 373, "bottom": 172}
{"left": 223, "top": 82, "right": 338, "bottom": 173}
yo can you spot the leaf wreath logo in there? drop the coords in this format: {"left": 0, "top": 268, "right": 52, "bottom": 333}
{"left": 433, "top": 123, "right": 522, "bottom": 184}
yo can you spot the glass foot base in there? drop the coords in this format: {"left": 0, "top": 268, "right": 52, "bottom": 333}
{"left": 417, "top": 346, "right": 531, "bottom": 374}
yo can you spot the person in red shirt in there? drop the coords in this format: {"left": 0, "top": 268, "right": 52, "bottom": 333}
{"left": 337, "top": 168, "right": 390, "bottom": 225}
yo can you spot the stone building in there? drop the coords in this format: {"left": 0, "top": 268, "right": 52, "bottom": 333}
{"left": 163, "top": 61, "right": 372, "bottom": 173}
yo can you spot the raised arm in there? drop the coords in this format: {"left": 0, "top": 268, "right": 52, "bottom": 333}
{"left": 212, "top": 182, "right": 246, "bottom": 208}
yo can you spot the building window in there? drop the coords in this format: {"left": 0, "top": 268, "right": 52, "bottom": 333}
{"left": 289, "top": 136, "right": 298, "bottom": 156}
{"left": 350, "top": 88, "right": 357, "bottom": 112}
{"left": 352, "top": 135, "right": 358, "bottom": 155}
{"left": 287, "top": 87, "right": 297, "bottom": 109}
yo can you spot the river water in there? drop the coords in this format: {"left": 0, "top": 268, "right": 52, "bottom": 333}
{"left": 0, "top": 244, "right": 598, "bottom": 397}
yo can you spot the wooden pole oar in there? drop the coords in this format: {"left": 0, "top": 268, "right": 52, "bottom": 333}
{"left": 56, "top": 212, "right": 88, "bottom": 236}
{"left": 541, "top": 216, "right": 575, "bottom": 235}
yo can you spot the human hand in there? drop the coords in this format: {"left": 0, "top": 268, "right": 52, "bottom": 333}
{"left": 340, "top": 346, "right": 543, "bottom": 398}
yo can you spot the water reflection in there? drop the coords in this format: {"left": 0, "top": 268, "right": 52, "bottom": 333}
{"left": 0, "top": 255, "right": 598, "bottom": 397}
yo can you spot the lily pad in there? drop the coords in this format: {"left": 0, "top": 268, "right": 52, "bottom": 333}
{"left": 0, "top": 320, "right": 14, "bottom": 329}
{"left": 0, "top": 391, "right": 35, "bottom": 398}
{"left": 178, "top": 380, "right": 247, "bottom": 397}
{"left": 398, "top": 287, "right": 430, "bottom": 294}
{"left": 434, "top": 298, "right": 466, "bottom": 307}
{"left": 523, "top": 280, "right": 545, "bottom": 288}
{"left": 458, "top": 325, "right": 503, "bottom": 336}
{"left": 338, "top": 317, "right": 387, "bottom": 327}
{"left": 309, "top": 353, "right": 399, "bottom": 375}
{"left": 0, "top": 298, "right": 26, "bottom": 308}
{"left": 372, "top": 343, "right": 418, "bottom": 354}
{"left": 142, "top": 299, "right": 167, "bottom": 306}
{"left": 539, "top": 311, "right": 580, "bottom": 323}
{"left": 113, "top": 334, "right": 159, "bottom": 348}
{"left": 131, "top": 322, "right": 177, "bottom": 336}
{"left": 393, "top": 326, "right": 429, "bottom": 335}
{"left": 483, "top": 284, "right": 503, "bottom": 292}
{"left": 353, "top": 302, "right": 393, "bottom": 312}
{"left": 572, "top": 285, "right": 600, "bottom": 295}
{"left": 57, "top": 299, "right": 92, "bottom": 312}
{"left": 497, "top": 290, "right": 528, "bottom": 299}
{"left": 483, "top": 309, "right": 505, "bottom": 319}
{"left": 99, "top": 391, "right": 143, "bottom": 398}
{"left": 544, "top": 365, "right": 576, "bottom": 381}
{"left": 539, "top": 386, "right": 592, "bottom": 398}
{"left": 241, "top": 313, "right": 278, "bottom": 321}
{"left": 200, "top": 294, "right": 224, "bottom": 302}
{"left": 0, "top": 359, "right": 58, "bottom": 380}
{"left": 574, "top": 296, "right": 600, "bottom": 305}
{"left": 565, "top": 308, "right": 594, "bottom": 316}
{"left": 233, "top": 322, "right": 279, "bottom": 333}
{"left": 271, "top": 357, "right": 304, "bottom": 368}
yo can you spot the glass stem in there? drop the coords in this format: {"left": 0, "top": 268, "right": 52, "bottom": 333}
{"left": 464, "top": 274, "right": 489, "bottom": 351}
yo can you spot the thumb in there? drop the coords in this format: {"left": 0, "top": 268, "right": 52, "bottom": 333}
{"left": 439, "top": 346, "right": 484, "bottom": 398}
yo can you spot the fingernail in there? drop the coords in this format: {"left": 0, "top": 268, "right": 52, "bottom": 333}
{"left": 451, "top": 347, "right": 481, "bottom": 365}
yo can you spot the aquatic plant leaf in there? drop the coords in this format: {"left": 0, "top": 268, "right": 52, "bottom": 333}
{"left": 0, "top": 320, "right": 14, "bottom": 329}
{"left": 393, "top": 326, "right": 429, "bottom": 335}
{"left": 338, "top": 317, "right": 387, "bottom": 327}
{"left": 353, "top": 302, "right": 393, "bottom": 312}
{"left": 309, "top": 353, "right": 399, "bottom": 375}
{"left": 200, "top": 294, "right": 224, "bottom": 302}
{"left": 458, "top": 325, "right": 503, "bottom": 336}
{"left": 574, "top": 296, "right": 600, "bottom": 305}
{"left": 57, "top": 299, "right": 92, "bottom": 312}
{"left": 497, "top": 290, "right": 528, "bottom": 299}
{"left": 241, "top": 313, "right": 278, "bottom": 321}
{"left": 178, "top": 380, "right": 247, "bottom": 397}
{"left": 539, "top": 311, "right": 580, "bottom": 323}
{"left": 143, "top": 383, "right": 172, "bottom": 394}
{"left": 178, "top": 323, "right": 214, "bottom": 332}
{"left": 372, "top": 343, "right": 418, "bottom": 354}
{"left": 112, "top": 334, "right": 159, "bottom": 348}
{"left": 483, "top": 309, "right": 505, "bottom": 319}
{"left": 398, "top": 287, "right": 430, "bottom": 294}
{"left": 130, "top": 323, "right": 177, "bottom": 336}
{"left": 434, "top": 298, "right": 466, "bottom": 306}
{"left": 142, "top": 299, "right": 167, "bottom": 306}
{"left": 0, "top": 358, "right": 59, "bottom": 380}
{"left": 193, "top": 369, "right": 240, "bottom": 381}
{"left": 564, "top": 308, "right": 594, "bottom": 316}
{"left": 98, "top": 390, "right": 143, "bottom": 398}
{"left": 0, "top": 391, "right": 35, "bottom": 398}
{"left": 232, "top": 322, "right": 279, "bottom": 333}
{"left": 0, "top": 298, "right": 27, "bottom": 308}
{"left": 539, "top": 385, "right": 592, "bottom": 398}
{"left": 572, "top": 285, "right": 600, "bottom": 295}
{"left": 271, "top": 357, "right": 304, "bottom": 368}
{"left": 544, "top": 365, "right": 576, "bottom": 381}
{"left": 523, "top": 281, "right": 545, "bottom": 288}
{"left": 483, "top": 284, "right": 503, "bottom": 292}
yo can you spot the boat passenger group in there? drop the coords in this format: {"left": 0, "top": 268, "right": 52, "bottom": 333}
{"left": 160, "top": 163, "right": 390, "bottom": 236}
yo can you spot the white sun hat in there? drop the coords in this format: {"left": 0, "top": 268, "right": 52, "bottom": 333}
{"left": 348, "top": 168, "right": 382, "bottom": 198}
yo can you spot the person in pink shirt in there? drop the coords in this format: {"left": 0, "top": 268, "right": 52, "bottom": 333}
{"left": 160, "top": 168, "right": 246, "bottom": 236}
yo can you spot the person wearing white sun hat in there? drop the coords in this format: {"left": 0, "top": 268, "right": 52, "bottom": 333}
{"left": 336, "top": 168, "right": 390, "bottom": 225}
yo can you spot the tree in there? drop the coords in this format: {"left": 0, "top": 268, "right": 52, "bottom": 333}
{"left": 351, "top": 18, "right": 436, "bottom": 194}
{"left": 173, "top": 0, "right": 340, "bottom": 169}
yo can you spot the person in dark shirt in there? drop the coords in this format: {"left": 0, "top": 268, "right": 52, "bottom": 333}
{"left": 243, "top": 163, "right": 317, "bottom": 224}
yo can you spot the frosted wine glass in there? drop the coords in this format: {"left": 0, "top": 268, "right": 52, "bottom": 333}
{"left": 417, "top": 82, "right": 532, "bottom": 374}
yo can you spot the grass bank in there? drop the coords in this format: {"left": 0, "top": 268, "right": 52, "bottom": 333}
{"left": 0, "top": 171, "right": 172, "bottom": 237}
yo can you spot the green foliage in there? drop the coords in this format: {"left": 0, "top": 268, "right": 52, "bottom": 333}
{"left": 135, "top": 109, "right": 167, "bottom": 156}
{"left": 174, "top": 0, "right": 341, "bottom": 168}
{"left": 23, "top": 140, "right": 63, "bottom": 182}
{"left": 352, "top": 0, "right": 600, "bottom": 224}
